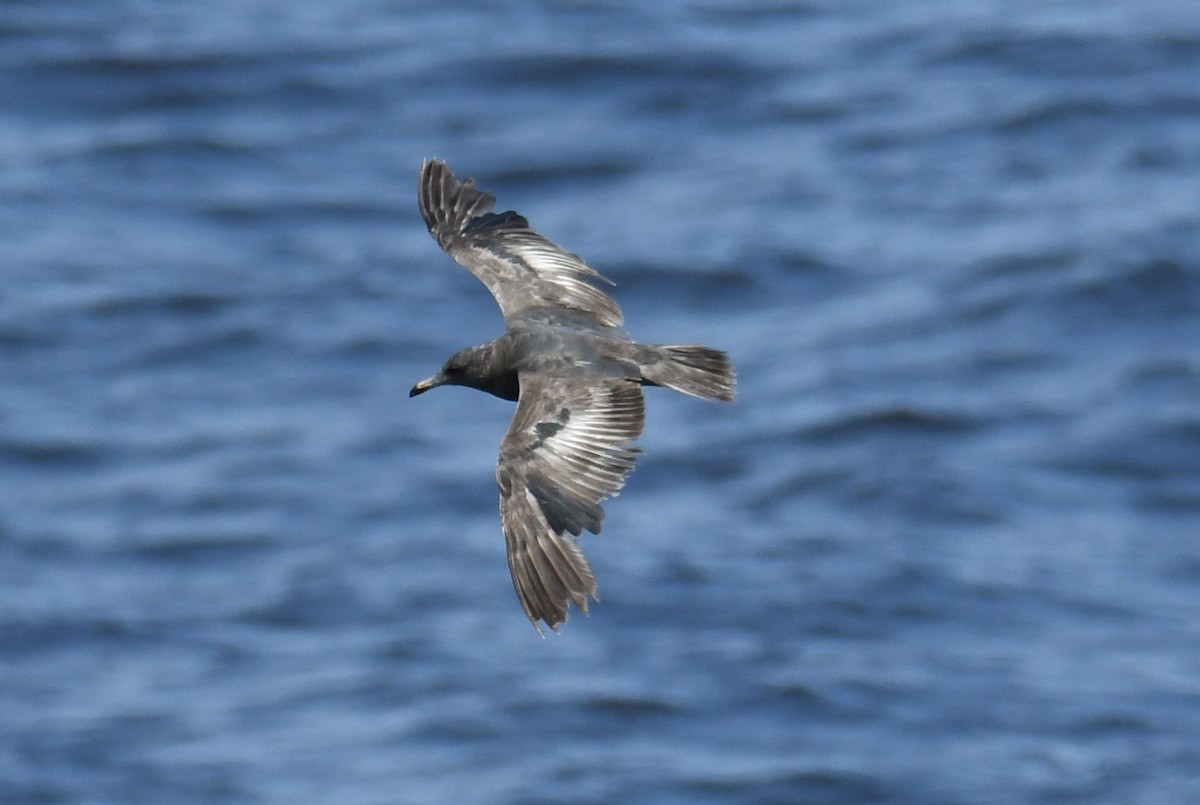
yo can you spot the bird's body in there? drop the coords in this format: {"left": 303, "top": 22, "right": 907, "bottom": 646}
{"left": 410, "top": 160, "right": 735, "bottom": 632}
{"left": 438, "top": 316, "right": 634, "bottom": 402}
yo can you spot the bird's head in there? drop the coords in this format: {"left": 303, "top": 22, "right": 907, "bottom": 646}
{"left": 410, "top": 345, "right": 495, "bottom": 397}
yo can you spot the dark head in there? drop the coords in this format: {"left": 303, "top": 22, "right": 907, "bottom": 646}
{"left": 410, "top": 343, "right": 517, "bottom": 400}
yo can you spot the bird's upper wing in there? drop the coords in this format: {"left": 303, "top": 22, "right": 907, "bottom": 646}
{"left": 496, "top": 374, "right": 645, "bottom": 631}
{"left": 419, "top": 159, "right": 624, "bottom": 327}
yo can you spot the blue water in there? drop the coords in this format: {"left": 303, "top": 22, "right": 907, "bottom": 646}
{"left": 3, "top": 2, "right": 1200, "bottom": 802}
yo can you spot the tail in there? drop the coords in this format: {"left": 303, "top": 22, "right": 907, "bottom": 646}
{"left": 642, "top": 345, "right": 736, "bottom": 402}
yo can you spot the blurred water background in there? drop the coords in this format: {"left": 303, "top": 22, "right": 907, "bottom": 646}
{"left": 3, "top": 1, "right": 1200, "bottom": 803}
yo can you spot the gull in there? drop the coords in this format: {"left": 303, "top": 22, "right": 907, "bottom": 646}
{"left": 410, "top": 160, "right": 735, "bottom": 632}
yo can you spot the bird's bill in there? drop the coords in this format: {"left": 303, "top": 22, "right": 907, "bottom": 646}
{"left": 409, "top": 373, "right": 442, "bottom": 397}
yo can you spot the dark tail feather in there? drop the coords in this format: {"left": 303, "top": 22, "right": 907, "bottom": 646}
{"left": 645, "top": 345, "right": 736, "bottom": 402}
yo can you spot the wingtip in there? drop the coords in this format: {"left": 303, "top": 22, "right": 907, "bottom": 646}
{"left": 419, "top": 157, "right": 437, "bottom": 186}
{"left": 521, "top": 586, "right": 600, "bottom": 635}
{"left": 418, "top": 158, "right": 498, "bottom": 242}
{"left": 519, "top": 572, "right": 602, "bottom": 635}
{"left": 528, "top": 613, "right": 561, "bottom": 636}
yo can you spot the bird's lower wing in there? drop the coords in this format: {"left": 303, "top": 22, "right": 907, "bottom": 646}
{"left": 496, "top": 375, "right": 645, "bottom": 631}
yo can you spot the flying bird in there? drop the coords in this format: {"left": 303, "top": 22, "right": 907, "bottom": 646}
{"left": 410, "top": 160, "right": 735, "bottom": 632}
